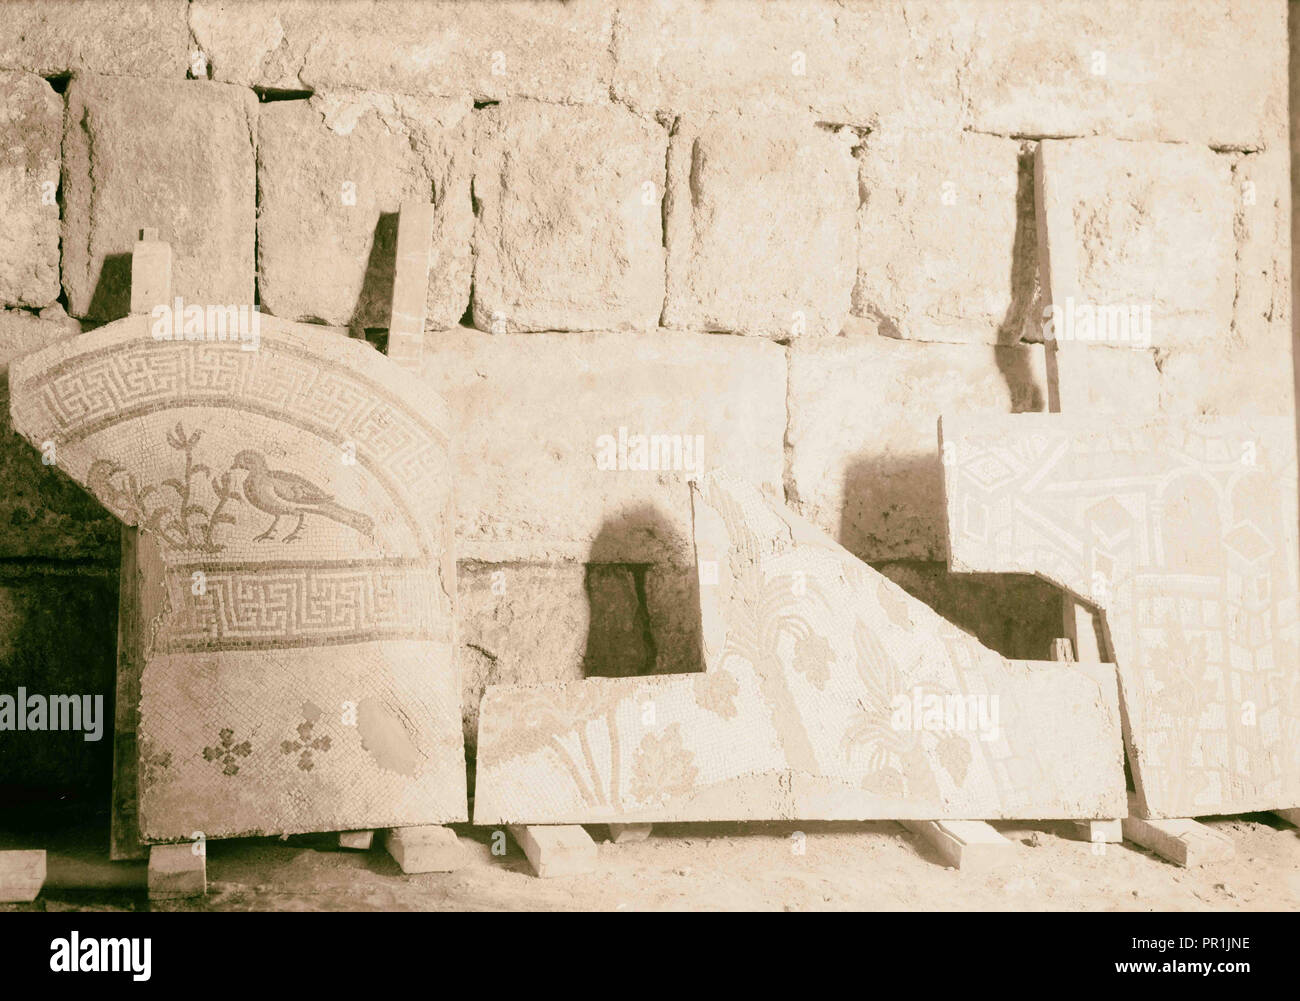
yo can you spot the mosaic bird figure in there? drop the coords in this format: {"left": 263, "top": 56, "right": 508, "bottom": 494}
{"left": 231, "top": 450, "right": 374, "bottom": 543}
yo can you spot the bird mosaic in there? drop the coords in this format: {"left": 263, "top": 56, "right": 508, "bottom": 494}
{"left": 231, "top": 450, "right": 375, "bottom": 543}
{"left": 85, "top": 428, "right": 375, "bottom": 550}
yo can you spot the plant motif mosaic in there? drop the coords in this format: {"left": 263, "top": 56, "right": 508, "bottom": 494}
{"left": 473, "top": 471, "right": 1126, "bottom": 824}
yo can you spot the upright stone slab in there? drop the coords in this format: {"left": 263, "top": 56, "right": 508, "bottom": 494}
{"left": 10, "top": 314, "right": 466, "bottom": 841}
{"left": 941, "top": 414, "right": 1300, "bottom": 818}
{"left": 0, "top": 72, "right": 61, "bottom": 308}
{"left": 472, "top": 472, "right": 1126, "bottom": 824}
{"left": 62, "top": 77, "right": 256, "bottom": 322}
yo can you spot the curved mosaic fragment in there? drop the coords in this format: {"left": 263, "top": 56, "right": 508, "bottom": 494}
{"left": 9, "top": 313, "right": 466, "bottom": 840}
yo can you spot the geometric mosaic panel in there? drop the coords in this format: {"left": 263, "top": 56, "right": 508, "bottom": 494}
{"left": 941, "top": 414, "right": 1300, "bottom": 818}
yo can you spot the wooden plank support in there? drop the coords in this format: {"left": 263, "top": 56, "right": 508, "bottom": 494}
{"left": 130, "top": 227, "right": 171, "bottom": 316}
{"left": 1122, "top": 795, "right": 1234, "bottom": 867}
{"left": 1271, "top": 808, "right": 1300, "bottom": 827}
{"left": 386, "top": 199, "right": 435, "bottom": 372}
{"left": 0, "top": 850, "right": 46, "bottom": 903}
{"left": 146, "top": 843, "right": 206, "bottom": 900}
{"left": 899, "top": 820, "right": 1016, "bottom": 872}
{"left": 509, "top": 825, "right": 597, "bottom": 878}
{"left": 112, "top": 230, "right": 173, "bottom": 861}
{"left": 607, "top": 823, "right": 652, "bottom": 844}
{"left": 338, "top": 830, "right": 375, "bottom": 851}
{"left": 383, "top": 826, "right": 465, "bottom": 874}
{"left": 1072, "top": 819, "right": 1123, "bottom": 844}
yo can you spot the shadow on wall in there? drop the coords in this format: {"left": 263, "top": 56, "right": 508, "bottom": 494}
{"left": 0, "top": 571, "right": 119, "bottom": 813}
{"left": 349, "top": 211, "right": 400, "bottom": 333}
{"left": 581, "top": 504, "right": 703, "bottom": 680}
{"left": 86, "top": 252, "right": 132, "bottom": 324}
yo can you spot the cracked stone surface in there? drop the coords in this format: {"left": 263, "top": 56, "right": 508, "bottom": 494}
{"left": 190, "top": 0, "right": 614, "bottom": 103}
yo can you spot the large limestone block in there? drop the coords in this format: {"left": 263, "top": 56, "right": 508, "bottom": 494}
{"left": 257, "top": 93, "right": 473, "bottom": 329}
{"left": 962, "top": 0, "right": 1287, "bottom": 149}
{"left": 471, "top": 103, "right": 666, "bottom": 333}
{"left": 663, "top": 114, "right": 857, "bottom": 338}
{"left": 854, "top": 131, "right": 1033, "bottom": 344}
{"left": 473, "top": 472, "right": 1126, "bottom": 824}
{"left": 944, "top": 415, "right": 1300, "bottom": 818}
{"left": 786, "top": 337, "right": 1159, "bottom": 562}
{"left": 11, "top": 313, "right": 467, "bottom": 841}
{"left": 421, "top": 329, "right": 786, "bottom": 564}
{"left": 190, "top": 0, "right": 613, "bottom": 103}
{"left": 0, "top": 72, "right": 60, "bottom": 308}
{"left": 1035, "top": 138, "right": 1234, "bottom": 348}
{"left": 612, "top": 0, "right": 961, "bottom": 130}
{"left": 62, "top": 77, "right": 256, "bottom": 322}
{"left": 0, "top": 1, "right": 190, "bottom": 79}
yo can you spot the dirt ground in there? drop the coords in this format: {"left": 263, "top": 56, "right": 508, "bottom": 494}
{"left": 4, "top": 809, "right": 1300, "bottom": 912}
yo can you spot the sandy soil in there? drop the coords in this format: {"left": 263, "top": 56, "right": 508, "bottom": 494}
{"left": 5, "top": 813, "right": 1300, "bottom": 912}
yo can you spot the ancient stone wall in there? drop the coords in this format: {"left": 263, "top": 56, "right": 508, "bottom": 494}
{"left": 0, "top": 0, "right": 1290, "bottom": 795}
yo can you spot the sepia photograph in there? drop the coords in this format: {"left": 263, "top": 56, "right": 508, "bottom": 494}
{"left": 0, "top": 0, "right": 1296, "bottom": 983}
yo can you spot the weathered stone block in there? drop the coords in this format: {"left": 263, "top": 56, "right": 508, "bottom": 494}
{"left": 854, "top": 131, "right": 1033, "bottom": 344}
{"left": 62, "top": 77, "right": 256, "bottom": 322}
{"left": 786, "top": 337, "right": 1160, "bottom": 561}
{"left": 962, "top": 0, "right": 1287, "bottom": 150}
{"left": 383, "top": 825, "right": 466, "bottom": 873}
{"left": 613, "top": 0, "right": 961, "bottom": 130}
{"left": 191, "top": 0, "right": 613, "bottom": 103}
{"left": 0, "top": 1, "right": 190, "bottom": 79}
{"left": 147, "top": 843, "right": 205, "bottom": 900}
{"left": 421, "top": 329, "right": 786, "bottom": 564}
{"left": 0, "top": 308, "right": 79, "bottom": 363}
{"left": 257, "top": 93, "right": 473, "bottom": 329}
{"left": 0, "top": 72, "right": 60, "bottom": 308}
{"left": 663, "top": 113, "right": 857, "bottom": 338}
{"left": 1035, "top": 138, "right": 1234, "bottom": 348}
{"left": 471, "top": 103, "right": 665, "bottom": 333}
